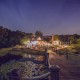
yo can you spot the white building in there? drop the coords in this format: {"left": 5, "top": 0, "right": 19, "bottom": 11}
{"left": 53, "top": 40, "right": 61, "bottom": 45}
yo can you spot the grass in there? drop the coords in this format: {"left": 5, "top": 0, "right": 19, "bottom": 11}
{"left": 0, "top": 48, "right": 46, "bottom": 74}
{"left": 0, "top": 47, "right": 45, "bottom": 57}
{"left": 0, "top": 48, "right": 12, "bottom": 56}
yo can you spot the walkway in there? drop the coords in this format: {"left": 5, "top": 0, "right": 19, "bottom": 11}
{"left": 49, "top": 53, "right": 80, "bottom": 80}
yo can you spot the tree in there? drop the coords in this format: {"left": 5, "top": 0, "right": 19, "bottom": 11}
{"left": 20, "top": 36, "right": 30, "bottom": 45}
{"left": 0, "top": 26, "right": 31, "bottom": 47}
{"left": 54, "top": 35, "right": 59, "bottom": 40}
{"left": 77, "top": 38, "right": 80, "bottom": 44}
{"left": 0, "top": 27, "right": 10, "bottom": 47}
{"left": 70, "top": 34, "right": 77, "bottom": 44}
{"left": 35, "top": 30, "right": 43, "bottom": 37}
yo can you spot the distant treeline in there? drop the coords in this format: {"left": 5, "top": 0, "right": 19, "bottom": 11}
{"left": 0, "top": 26, "right": 80, "bottom": 48}
{"left": 54, "top": 34, "right": 80, "bottom": 44}
{"left": 0, "top": 26, "right": 33, "bottom": 48}
{"left": 43, "top": 34, "right": 80, "bottom": 44}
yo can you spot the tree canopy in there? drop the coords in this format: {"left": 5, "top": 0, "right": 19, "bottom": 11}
{"left": 35, "top": 30, "right": 43, "bottom": 37}
{"left": 0, "top": 26, "right": 32, "bottom": 48}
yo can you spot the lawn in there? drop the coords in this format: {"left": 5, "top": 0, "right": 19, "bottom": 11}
{"left": 0, "top": 48, "right": 12, "bottom": 56}
{"left": 0, "top": 47, "right": 46, "bottom": 79}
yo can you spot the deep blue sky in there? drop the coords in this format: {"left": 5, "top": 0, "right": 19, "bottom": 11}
{"left": 0, "top": 0, "right": 80, "bottom": 35}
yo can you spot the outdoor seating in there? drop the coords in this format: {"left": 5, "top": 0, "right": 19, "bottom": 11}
{"left": 7, "top": 50, "right": 60, "bottom": 80}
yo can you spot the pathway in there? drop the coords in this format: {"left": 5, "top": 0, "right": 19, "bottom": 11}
{"left": 49, "top": 53, "right": 80, "bottom": 80}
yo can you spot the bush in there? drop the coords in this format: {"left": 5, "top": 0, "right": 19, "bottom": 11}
{"left": 73, "top": 44, "right": 80, "bottom": 53}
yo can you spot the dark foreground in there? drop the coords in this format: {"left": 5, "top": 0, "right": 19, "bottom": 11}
{"left": 0, "top": 48, "right": 80, "bottom": 80}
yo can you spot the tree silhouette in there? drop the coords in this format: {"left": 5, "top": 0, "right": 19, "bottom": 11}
{"left": 35, "top": 30, "right": 43, "bottom": 37}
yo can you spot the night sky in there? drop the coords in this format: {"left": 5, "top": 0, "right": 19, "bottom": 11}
{"left": 0, "top": 0, "right": 80, "bottom": 35}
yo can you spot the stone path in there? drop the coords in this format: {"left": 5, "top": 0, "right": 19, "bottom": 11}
{"left": 49, "top": 53, "right": 80, "bottom": 80}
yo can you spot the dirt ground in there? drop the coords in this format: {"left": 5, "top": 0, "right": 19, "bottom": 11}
{"left": 49, "top": 53, "right": 80, "bottom": 80}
